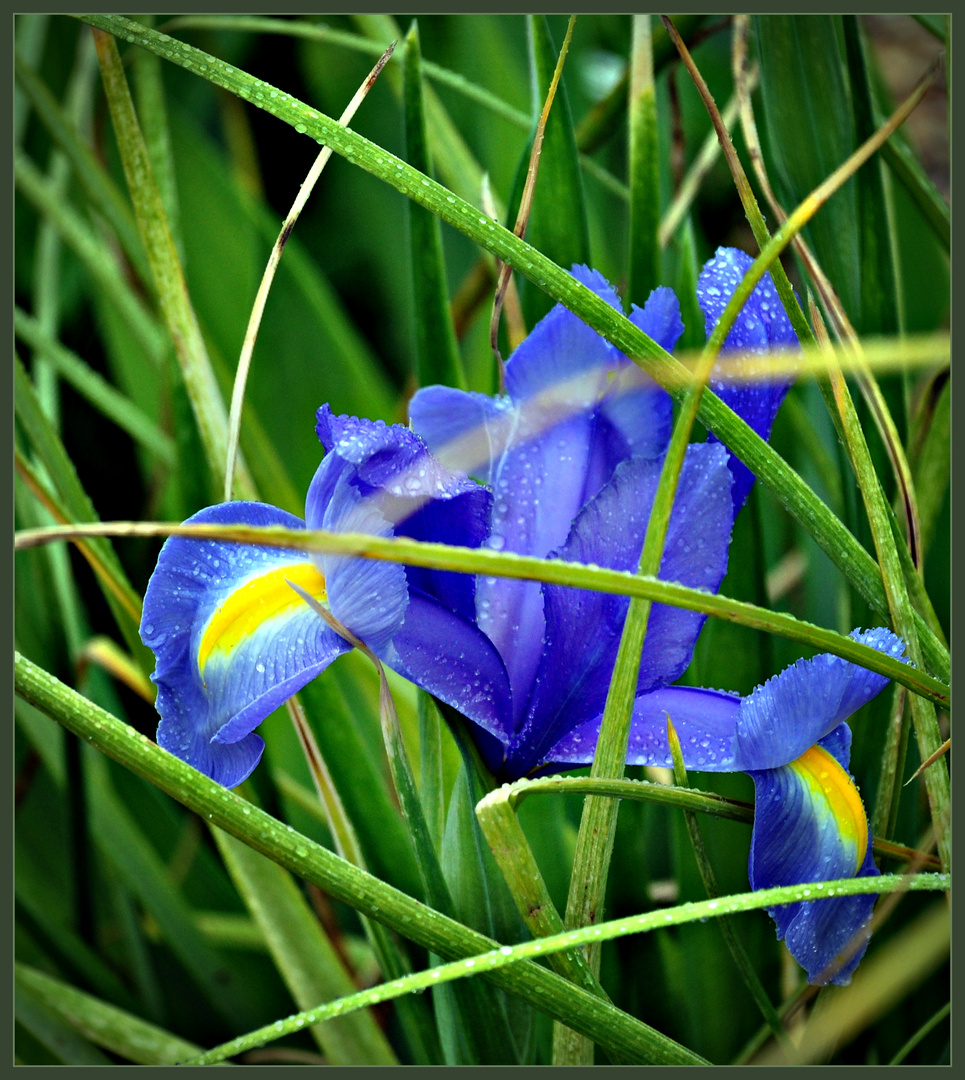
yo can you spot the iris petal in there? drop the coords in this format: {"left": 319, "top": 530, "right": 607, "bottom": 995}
{"left": 379, "top": 591, "right": 514, "bottom": 743}
{"left": 697, "top": 246, "right": 796, "bottom": 510}
{"left": 313, "top": 404, "right": 490, "bottom": 624}
{"left": 748, "top": 728, "right": 879, "bottom": 985}
{"left": 140, "top": 502, "right": 349, "bottom": 788}
{"left": 733, "top": 628, "right": 906, "bottom": 771}
{"left": 544, "top": 684, "right": 742, "bottom": 770}
{"left": 510, "top": 442, "right": 734, "bottom": 771}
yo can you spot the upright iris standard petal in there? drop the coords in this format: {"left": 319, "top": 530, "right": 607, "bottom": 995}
{"left": 698, "top": 246, "right": 797, "bottom": 510}
{"left": 140, "top": 502, "right": 352, "bottom": 788}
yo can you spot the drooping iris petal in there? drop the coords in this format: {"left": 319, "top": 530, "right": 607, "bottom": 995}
{"left": 748, "top": 726, "right": 880, "bottom": 985}
{"left": 698, "top": 246, "right": 796, "bottom": 510}
{"left": 140, "top": 502, "right": 351, "bottom": 788}
{"left": 378, "top": 592, "right": 513, "bottom": 743}
{"left": 734, "top": 627, "right": 906, "bottom": 771}
{"left": 510, "top": 441, "right": 734, "bottom": 771}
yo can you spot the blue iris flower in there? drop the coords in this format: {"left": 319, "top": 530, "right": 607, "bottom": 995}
{"left": 140, "top": 245, "right": 899, "bottom": 984}
{"left": 140, "top": 405, "right": 510, "bottom": 789}
{"left": 409, "top": 247, "right": 902, "bottom": 984}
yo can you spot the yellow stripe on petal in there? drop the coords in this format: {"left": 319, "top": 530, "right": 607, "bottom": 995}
{"left": 790, "top": 744, "right": 868, "bottom": 870}
{"left": 197, "top": 563, "right": 327, "bottom": 673}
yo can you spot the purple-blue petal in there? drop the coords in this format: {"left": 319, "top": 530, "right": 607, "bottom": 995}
{"left": 502, "top": 265, "right": 623, "bottom": 404}
{"left": 140, "top": 502, "right": 349, "bottom": 788}
{"left": 747, "top": 735, "right": 880, "bottom": 985}
{"left": 407, "top": 387, "right": 514, "bottom": 483}
{"left": 378, "top": 591, "right": 514, "bottom": 745}
{"left": 697, "top": 247, "right": 797, "bottom": 509}
{"left": 310, "top": 405, "right": 489, "bottom": 626}
{"left": 733, "top": 628, "right": 906, "bottom": 771}
{"left": 543, "top": 684, "right": 742, "bottom": 771}
{"left": 510, "top": 442, "right": 735, "bottom": 768}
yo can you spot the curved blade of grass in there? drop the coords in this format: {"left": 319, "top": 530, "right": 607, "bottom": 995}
{"left": 15, "top": 309, "right": 174, "bottom": 464}
{"left": 92, "top": 28, "right": 254, "bottom": 500}
{"left": 71, "top": 13, "right": 950, "bottom": 684}
{"left": 16, "top": 652, "right": 708, "bottom": 1066}
{"left": 224, "top": 41, "right": 395, "bottom": 501}
{"left": 187, "top": 870, "right": 947, "bottom": 1066}
{"left": 405, "top": 22, "right": 465, "bottom": 391}
{"left": 475, "top": 787, "right": 610, "bottom": 1002}
{"left": 15, "top": 518, "right": 950, "bottom": 710}
{"left": 15, "top": 964, "right": 220, "bottom": 1066}
{"left": 212, "top": 830, "right": 398, "bottom": 1064}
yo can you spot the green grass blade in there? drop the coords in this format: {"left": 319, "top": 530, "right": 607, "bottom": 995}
{"left": 627, "top": 13, "right": 659, "bottom": 306}
{"left": 822, "top": 340, "right": 949, "bottom": 870}
{"left": 15, "top": 309, "right": 174, "bottom": 463}
{"left": 14, "top": 151, "right": 168, "bottom": 363}
{"left": 18, "top": 517, "right": 949, "bottom": 709}
{"left": 212, "top": 830, "right": 398, "bottom": 1064}
{"left": 188, "top": 871, "right": 946, "bottom": 1067}
{"left": 404, "top": 22, "right": 465, "bottom": 390}
{"left": 14, "top": 13, "right": 50, "bottom": 144}
{"left": 755, "top": 16, "right": 860, "bottom": 318}
{"left": 15, "top": 988, "right": 114, "bottom": 1065}
{"left": 132, "top": 13, "right": 183, "bottom": 258}
{"left": 16, "top": 964, "right": 219, "bottom": 1066}
{"left": 518, "top": 14, "right": 590, "bottom": 328}
{"left": 910, "top": 373, "right": 949, "bottom": 560}
{"left": 15, "top": 48, "right": 149, "bottom": 282}
{"left": 92, "top": 29, "right": 254, "bottom": 500}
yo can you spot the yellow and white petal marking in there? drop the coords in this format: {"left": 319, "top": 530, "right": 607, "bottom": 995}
{"left": 788, "top": 743, "right": 868, "bottom": 872}
{"left": 197, "top": 562, "right": 327, "bottom": 676}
